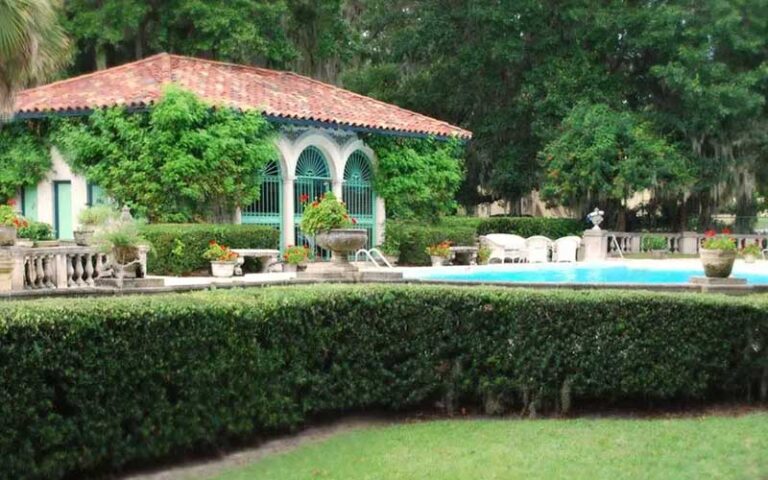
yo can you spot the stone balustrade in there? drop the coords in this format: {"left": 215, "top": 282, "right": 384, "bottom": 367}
{"left": 0, "top": 244, "right": 150, "bottom": 292}
{"left": 583, "top": 230, "right": 768, "bottom": 261}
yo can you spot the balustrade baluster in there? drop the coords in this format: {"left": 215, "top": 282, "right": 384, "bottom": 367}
{"left": 67, "top": 254, "right": 75, "bottom": 287}
{"left": 35, "top": 256, "right": 45, "bottom": 288}
{"left": 43, "top": 255, "right": 55, "bottom": 288}
{"left": 25, "top": 256, "right": 36, "bottom": 289}
{"left": 74, "top": 254, "right": 85, "bottom": 286}
{"left": 84, "top": 253, "right": 95, "bottom": 287}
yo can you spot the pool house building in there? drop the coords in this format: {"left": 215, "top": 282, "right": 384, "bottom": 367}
{"left": 12, "top": 53, "right": 471, "bottom": 249}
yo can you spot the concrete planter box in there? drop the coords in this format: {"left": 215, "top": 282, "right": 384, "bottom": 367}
{"left": 430, "top": 255, "right": 448, "bottom": 267}
{"left": 74, "top": 229, "right": 96, "bottom": 246}
{"left": 700, "top": 248, "right": 736, "bottom": 278}
{"left": 0, "top": 225, "right": 16, "bottom": 246}
{"left": 316, "top": 229, "right": 368, "bottom": 265}
{"left": 210, "top": 261, "right": 237, "bottom": 278}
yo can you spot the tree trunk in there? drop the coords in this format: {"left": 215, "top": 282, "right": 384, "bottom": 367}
{"left": 95, "top": 44, "right": 107, "bottom": 70}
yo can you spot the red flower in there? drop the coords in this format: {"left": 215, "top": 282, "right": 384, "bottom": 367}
{"left": 311, "top": 201, "right": 319, "bottom": 208}
{"left": 6, "top": 199, "right": 16, "bottom": 207}
{"left": 209, "top": 240, "right": 217, "bottom": 245}
{"left": 299, "top": 193, "right": 310, "bottom": 204}
{"left": 721, "top": 227, "right": 732, "bottom": 235}
{"left": 351, "top": 217, "right": 358, "bottom": 225}
{"left": 705, "top": 229, "right": 716, "bottom": 238}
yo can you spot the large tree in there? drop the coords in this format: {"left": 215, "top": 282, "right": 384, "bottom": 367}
{"left": 0, "top": 0, "right": 69, "bottom": 118}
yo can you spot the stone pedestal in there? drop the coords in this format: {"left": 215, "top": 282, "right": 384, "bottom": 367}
{"left": 297, "top": 261, "right": 360, "bottom": 281}
{"left": 582, "top": 230, "right": 608, "bottom": 262}
{"left": 690, "top": 276, "right": 749, "bottom": 294}
{"left": 0, "top": 251, "right": 12, "bottom": 292}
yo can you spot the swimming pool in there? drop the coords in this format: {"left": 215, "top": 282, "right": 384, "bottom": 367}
{"left": 406, "top": 261, "right": 768, "bottom": 285}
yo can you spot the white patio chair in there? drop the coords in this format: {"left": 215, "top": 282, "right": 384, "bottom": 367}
{"left": 480, "top": 234, "right": 527, "bottom": 263}
{"left": 553, "top": 236, "right": 581, "bottom": 262}
{"left": 525, "top": 235, "right": 553, "bottom": 263}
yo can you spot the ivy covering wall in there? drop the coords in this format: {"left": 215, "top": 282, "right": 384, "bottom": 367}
{"left": 53, "top": 86, "right": 278, "bottom": 223}
{"left": 0, "top": 122, "right": 51, "bottom": 202}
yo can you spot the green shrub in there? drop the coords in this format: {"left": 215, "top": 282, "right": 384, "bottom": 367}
{"left": 1, "top": 286, "right": 767, "bottom": 480}
{"left": 642, "top": 234, "right": 668, "bottom": 251}
{"left": 386, "top": 219, "right": 477, "bottom": 265}
{"left": 17, "top": 220, "right": 53, "bottom": 241}
{"left": 140, "top": 224, "right": 279, "bottom": 275}
{"left": 476, "top": 217, "right": 584, "bottom": 238}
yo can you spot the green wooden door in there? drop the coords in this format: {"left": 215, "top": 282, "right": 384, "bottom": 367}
{"left": 242, "top": 160, "right": 284, "bottom": 249}
{"left": 22, "top": 185, "right": 38, "bottom": 221}
{"left": 54, "top": 181, "right": 73, "bottom": 240}
{"left": 342, "top": 151, "right": 376, "bottom": 249}
{"left": 294, "top": 146, "right": 331, "bottom": 258}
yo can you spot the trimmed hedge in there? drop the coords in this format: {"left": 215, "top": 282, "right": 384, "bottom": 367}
{"left": 476, "top": 216, "right": 585, "bottom": 237}
{"left": 386, "top": 220, "right": 477, "bottom": 265}
{"left": 1, "top": 285, "right": 767, "bottom": 480}
{"left": 387, "top": 217, "right": 585, "bottom": 265}
{"left": 140, "top": 224, "right": 280, "bottom": 275}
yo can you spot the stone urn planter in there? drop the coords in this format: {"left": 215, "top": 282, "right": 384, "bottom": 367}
{"left": 744, "top": 253, "right": 757, "bottom": 264}
{"left": 700, "top": 248, "right": 736, "bottom": 278}
{"left": 650, "top": 249, "right": 667, "bottom": 259}
{"left": 15, "top": 239, "right": 34, "bottom": 248}
{"left": 430, "top": 255, "right": 448, "bottom": 267}
{"left": 113, "top": 245, "right": 141, "bottom": 278}
{"left": 210, "top": 260, "right": 237, "bottom": 278}
{"left": 74, "top": 229, "right": 95, "bottom": 246}
{"left": 315, "top": 229, "right": 368, "bottom": 265}
{"left": 0, "top": 225, "right": 16, "bottom": 246}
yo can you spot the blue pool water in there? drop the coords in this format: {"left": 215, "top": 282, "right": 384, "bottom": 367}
{"left": 409, "top": 263, "right": 768, "bottom": 285}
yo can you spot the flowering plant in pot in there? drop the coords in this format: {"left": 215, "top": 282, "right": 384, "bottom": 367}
{"left": 700, "top": 229, "right": 737, "bottom": 278}
{"left": 95, "top": 208, "right": 150, "bottom": 286}
{"left": 17, "top": 221, "right": 53, "bottom": 247}
{"left": 741, "top": 243, "right": 762, "bottom": 264}
{"left": 203, "top": 240, "right": 239, "bottom": 278}
{"left": 282, "top": 245, "right": 310, "bottom": 272}
{"left": 0, "top": 200, "right": 27, "bottom": 246}
{"left": 426, "top": 241, "right": 452, "bottom": 267}
{"left": 75, "top": 205, "right": 115, "bottom": 246}
{"left": 299, "top": 192, "right": 367, "bottom": 265}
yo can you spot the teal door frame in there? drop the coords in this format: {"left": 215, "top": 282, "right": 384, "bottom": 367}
{"left": 53, "top": 181, "right": 73, "bottom": 240}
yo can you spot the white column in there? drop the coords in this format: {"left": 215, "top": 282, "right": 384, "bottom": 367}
{"left": 282, "top": 177, "right": 295, "bottom": 248}
{"left": 375, "top": 197, "right": 386, "bottom": 245}
{"left": 332, "top": 180, "right": 343, "bottom": 199}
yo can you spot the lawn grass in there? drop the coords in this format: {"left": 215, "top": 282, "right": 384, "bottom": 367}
{"left": 212, "top": 414, "right": 768, "bottom": 480}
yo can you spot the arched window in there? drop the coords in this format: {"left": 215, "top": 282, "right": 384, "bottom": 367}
{"left": 294, "top": 146, "right": 331, "bottom": 257}
{"left": 242, "top": 160, "right": 283, "bottom": 247}
{"left": 343, "top": 151, "right": 376, "bottom": 249}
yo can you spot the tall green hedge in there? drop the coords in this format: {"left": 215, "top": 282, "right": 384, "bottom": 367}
{"left": 140, "top": 224, "right": 279, "bottom": 275}
{"left": 386, "top": 220, "right": 477, "bottom": 265}
{"left": 386, "top": 217, "right": 585, "bottom": 265}
{"left": 1, "top": 285, "right": 767, "bottom": 480}
{"left": 476, "top": 217, "right": 585, "bottom": 237}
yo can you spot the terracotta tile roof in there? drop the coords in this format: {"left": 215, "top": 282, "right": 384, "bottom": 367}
{"left": 15, "top": 53, "right": 471, "bottom": 139}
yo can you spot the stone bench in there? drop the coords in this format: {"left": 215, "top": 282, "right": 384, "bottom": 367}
{"left": 231, "top": 249, "right": 281, "bottom": 275}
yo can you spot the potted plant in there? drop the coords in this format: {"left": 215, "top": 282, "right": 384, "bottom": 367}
{"left": 741, "top": 243, "right": 762, "bottom": 264}
{"left": 203, "top": 240, "right": 239, "bottom": 278}
{"left": 0, "top": 200, "right": 26, "bottom": 246}
{"left": 299, "top": 192, "right": 367, "bottom": 265}
{"left": 426, "top": 241, "right": 452, "bottom": 267}
{"left": 17, "top": 221, "right": 54, "bottom": 247}
{"left": 641, "top": 234, "right": 668, "bottom": 259}
{"left": 700, "top": 229, "right": 737, "bottom": 278}
{"left": 75, "top": 205, "right": 115, "bottom": 246}
{"left": 377, "top": 241, "right": 399, "bottom": 266}
{"left": 95, "top": 207, "right": 149, "bottom": 284}
{"left": 282, "top": 245, "right": 310, "bottom": 272}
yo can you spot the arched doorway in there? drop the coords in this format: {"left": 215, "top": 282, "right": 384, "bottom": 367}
{"left": 343, "top": 151, "right": 376, "bottom": 249}
{"left": 242, "top": 160, "right": 283, "bottom": 248}
{"left": 294, "top": 146, "right": 331, "bottom": 257}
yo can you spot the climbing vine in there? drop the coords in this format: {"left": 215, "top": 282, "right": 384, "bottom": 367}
{"left": 53, "top": 86, "right": 277, "bottom": 222}
{"left": 366, "top": 135, "right": 465, "bottom": 222}
{"left": 0, "top": 122, "right": 52, "bottom": 202}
